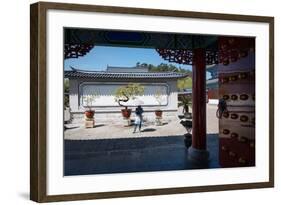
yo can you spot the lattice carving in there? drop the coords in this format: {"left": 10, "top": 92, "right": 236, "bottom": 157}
{"left": 156, "top": 48, "right": 220, "bottom": 65}
{"left": 64, "top": 44, "right": 94, "bottom": 59}
{"left": 64, "top": 38, "right": 253, "bottom": 65}
{"left": 155, "top": 49, "right": 193, "bottom": 65}
{"left": 156, "top": 37, "right": 253, "bottom": 65}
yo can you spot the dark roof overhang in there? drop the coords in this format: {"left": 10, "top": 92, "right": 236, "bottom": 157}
{"left": 64, "top": 67, "right": 189, "bottom": 80}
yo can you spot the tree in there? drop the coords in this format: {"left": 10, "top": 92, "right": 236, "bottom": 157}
{"left": 177, "top": 77, "right": 192, "bottom": 90}
{"left": 82, "top": 93, "right": 100, "bottom": 111}
{"left": 140, "top": 63, "right": 148, "bottom": 67}
{"left": 178, "top": 95, "right": 192, "bottom": 114}
{"left": 114, "top": 83, "right": 145, "bottom": 109}
{"left": 136, "top": 62, "right": 192, "bottom": 90}
{"left": 147, "top": 63, "right": 191, "bottom": 74}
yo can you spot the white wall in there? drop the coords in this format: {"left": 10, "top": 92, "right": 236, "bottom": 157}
{"left": 0, "top": 0, "right": 279, "bottom": 205}
{"left": 80, "top": 83, "right": 169, "bottom": 107}
{"left": 69, "top": 79, "right": 178, "bottom": 112}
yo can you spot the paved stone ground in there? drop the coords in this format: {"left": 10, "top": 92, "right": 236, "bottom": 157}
{"left": 65, "top": 120, "right": 187, "bottom": 140}
{"left": 206, "top": 104, "right": 219, "bottom": 134}
{"left": 64, "top": 134, "right": 219, "bottom": 175}
{"left": 64, "top": 104, "right": 220, "bottom": 175}
{"left": 64, "top": 105, "right": 218, "bottom": 140}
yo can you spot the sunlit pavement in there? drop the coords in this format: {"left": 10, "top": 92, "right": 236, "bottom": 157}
{"left": 64, "top": 119, "right": 187, "bottom": 140}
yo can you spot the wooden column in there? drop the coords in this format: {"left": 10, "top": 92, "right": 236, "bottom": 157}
{"left": 188, "top": 48, "right": 209, "bottom": 163}
{"left": 192, "top": 48, "right": 207, "bottom": 149}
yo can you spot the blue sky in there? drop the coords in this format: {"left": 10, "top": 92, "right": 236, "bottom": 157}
{"left": 64, "top": 46, "right": 193, "bottom": 71}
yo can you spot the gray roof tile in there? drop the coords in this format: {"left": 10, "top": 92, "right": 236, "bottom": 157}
{"left": 64, "top": 69, "right": 189, "bottom": 79}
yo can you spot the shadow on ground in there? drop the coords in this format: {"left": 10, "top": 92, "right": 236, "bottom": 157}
{"left": 64, "top": 134, "right": 220, "bottom": 176}
{"left": 93, "top": 124, "right": 105, "bottom": 128}
{"left": 141, "top": 128, "right": 156, "bottom": 132}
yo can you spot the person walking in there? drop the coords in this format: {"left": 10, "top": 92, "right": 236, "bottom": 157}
{"left": 133, "top": 105, "right": 143, "bottom": 133}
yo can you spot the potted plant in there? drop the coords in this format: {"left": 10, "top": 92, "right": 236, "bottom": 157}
{"left": 180, "top": 119, "right": 192, "bottom": 148}
{"left": 154, "top": 88, "right": 165, "bottom": 117}
{"left": 178, "top": 95, "right": 192, "bottom": 119}
{"left": 115, "top": 83, "right": 144, "bottom": 119}
{"left": 82, "top": 93, "right": 100, "bottom": 119}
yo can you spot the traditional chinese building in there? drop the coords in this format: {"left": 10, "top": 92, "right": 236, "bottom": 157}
{"left": 64, "top": 66, "right": 188, "bottom": 123}
{"left": 64, "top": 28, "right": 256, "bottom": 167}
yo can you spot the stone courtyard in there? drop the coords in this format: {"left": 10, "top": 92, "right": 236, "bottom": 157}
{"left": 65, "top": 119, "right": 187, "bottom": 140}
{"left": 65, "top": 104, "right": 218, "bottom": 140}
{"left": 64, "top": 105, "right": 220, "bottom": 175}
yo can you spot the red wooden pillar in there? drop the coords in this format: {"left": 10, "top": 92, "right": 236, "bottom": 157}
{"left": 188, "top": 48, "right": 209, "bottom": 163}
{"left": 192, "top": 48, "right": 207, "bottom": 149}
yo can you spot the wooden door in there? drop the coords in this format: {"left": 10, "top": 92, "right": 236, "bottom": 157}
{"left": 218, "top": 37, "right": 255, "bottom": 167}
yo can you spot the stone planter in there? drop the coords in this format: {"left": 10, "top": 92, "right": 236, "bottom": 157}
{"left": 121, "top": 108, "right": 132, "bottom": 119}
{"left": 155, "top": 110, "right": 163, "bottom": 117}
{"left": 184, "top": 112, "right": 192, "bottom": 119}
{"left": 85, "top": 110, "right": 95, "bottom": 119}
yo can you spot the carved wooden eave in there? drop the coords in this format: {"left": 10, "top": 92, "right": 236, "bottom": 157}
{"left": 64, "top": 28, "right": 254, "bottom": 66}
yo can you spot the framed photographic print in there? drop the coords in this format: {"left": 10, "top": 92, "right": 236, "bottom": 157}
{"left": 30, "top": 1, "right": 274, "bottom": 202}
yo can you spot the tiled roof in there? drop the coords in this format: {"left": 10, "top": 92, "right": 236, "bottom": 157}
{"left": 64, "top": 68, "right": 189, "bottom": 79}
